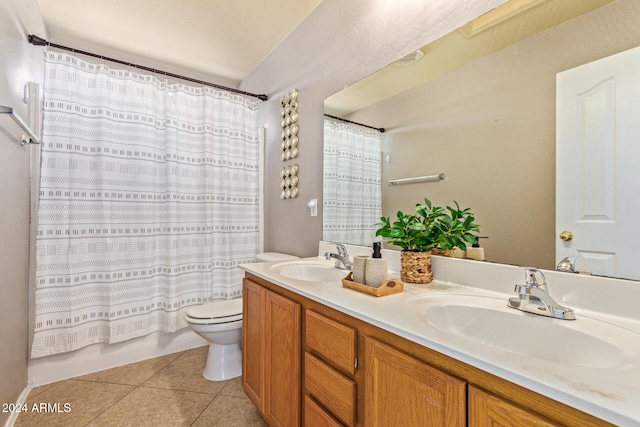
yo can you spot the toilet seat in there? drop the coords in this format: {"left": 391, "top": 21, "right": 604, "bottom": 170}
{"left": 186, "top": 299, "right": 242, "bottom": 325}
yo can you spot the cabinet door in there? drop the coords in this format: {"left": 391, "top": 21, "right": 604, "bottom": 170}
{"left": 469, "top": 386, "right": 558, "bottom": 427}
{"left": 264, "top": 289, "right": 301, "bottom": 427}
{"left": 242, "top": 279, "right": 265, "bottom": 410}
{"left": 364, "top": 338, "right": 465, "bottom": 427}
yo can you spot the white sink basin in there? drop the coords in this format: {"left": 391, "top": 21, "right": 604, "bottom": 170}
{"left": 407, "top": 294, "right": 638, "bottom": 369}
{"left": 271, "top": 260, "right": 348, "bottom": 282}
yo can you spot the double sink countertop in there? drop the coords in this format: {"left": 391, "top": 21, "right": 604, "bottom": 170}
{"left": 240, "top": 242, "right": 640, "bottom": 426}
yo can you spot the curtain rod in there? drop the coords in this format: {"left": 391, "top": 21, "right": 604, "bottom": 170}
{"left": 324, "top": 114, "right": 385, "bottom": 133}
{"left": 28, "top": 35, "right": 268, "bottom": 101}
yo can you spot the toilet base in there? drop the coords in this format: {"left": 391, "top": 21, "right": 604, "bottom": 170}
{"left": 203, "top": 342, "right": 242, "bottom": 381}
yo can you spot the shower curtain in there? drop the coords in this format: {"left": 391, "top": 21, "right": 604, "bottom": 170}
{"left": 323, "top": 119, "right": 382, "bottom": 246}
{"left": 32, "top": 51, "right": 260, "bottom": 357}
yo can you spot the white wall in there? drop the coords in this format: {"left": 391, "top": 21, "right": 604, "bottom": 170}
{"left": 0, "top": 0, "right": 46, "bottom": 422}
{"left": 240, "top": 0, "right": 506, "bottom": 257}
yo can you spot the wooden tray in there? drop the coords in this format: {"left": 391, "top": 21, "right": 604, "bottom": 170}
{"left": 341, "top": 272, "right": 404, "bottom": 297}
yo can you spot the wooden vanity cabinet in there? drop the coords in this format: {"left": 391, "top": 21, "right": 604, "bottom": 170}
{"left": 243, "top": 273, "right": 613, "bottom": 427}
{"left": 305, "top": 310, "right": 357, "bottom": 376}
{"left": 304, "top": 310, "right": 357, "bottom": 426}
{"left": 364, "top": 338, "right": 466, "bottom": 426}
{"left": 469, "top": 385, "right": 558, "bottom": 427}
{"left": 304, "top": 395, "right": 344, "bottom": 427}
{"left": 242, "top": 278, "right": 301, "bottom": 427}
{"left": 242, "top": 278, "right": 265, "bottom": 408}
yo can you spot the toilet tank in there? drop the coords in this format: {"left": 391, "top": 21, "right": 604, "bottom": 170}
{"left": 255, "top": 252, "right": 299, "bottom": 262}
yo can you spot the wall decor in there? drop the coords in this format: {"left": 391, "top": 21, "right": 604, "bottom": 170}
{"left": 279, "top": 88, "right": 300, "bottom": 200}
{"left": 280, "top": 163, "right": 299, "bottom": 199}
{"left": 280, "top": 89, "right": 299, "bottom": 161}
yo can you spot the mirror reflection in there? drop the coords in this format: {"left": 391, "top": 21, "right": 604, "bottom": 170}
{"left": 323, "top": 0, "right": 640, "bottom": 281}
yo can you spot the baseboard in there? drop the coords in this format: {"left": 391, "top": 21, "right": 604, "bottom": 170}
{"left": 28, "top": 328, "right": 207, "bottom": 387}
{"left": 2, "top": 385, "right": 32, "bottom": 427}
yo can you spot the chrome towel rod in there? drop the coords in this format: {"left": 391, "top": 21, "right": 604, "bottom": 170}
{"left": 388, "top": 173, "right": 445, "bottom": 185}
{"left": 0, "top": 105, "right": 40, "bottom": 146}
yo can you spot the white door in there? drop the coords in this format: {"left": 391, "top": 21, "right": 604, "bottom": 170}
{"left": 556, "top": 45, "right": 640, "bottom": 280}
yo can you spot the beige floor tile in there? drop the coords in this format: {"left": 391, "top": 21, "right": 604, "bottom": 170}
{"left": 219, "top": 377, "right": 248, "bottom": 398}
{"left": 26, "top": 382, "right": 57, "bottom": 399}
{"left": 14, "top": 379, "right": 134, "bottom": 427}
{"left": 75, "top": 351, "right": 183, "bottom": 386}
{"left": 192, "top": 395, "right": 267, "bottom": 427}
{"left": 13, "top": 346, "right": 262, "bottom": 427}
{"left": 142, "top": 346, "right": 228, "bottom": 394}
{"left": 87, "top": 386, "right": 213, "bottom": 427}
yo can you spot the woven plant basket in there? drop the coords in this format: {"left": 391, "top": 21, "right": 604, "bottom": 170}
{"left": 431, "top": 248, "right": 456, "bottom": 257}
{"left": 400, "top": 250, "right": 433, "bottom": 284}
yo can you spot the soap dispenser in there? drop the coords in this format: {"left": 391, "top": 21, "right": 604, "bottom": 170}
{"left": 365, "top": 242, "right": 388, "bottom": 288}
{"left": 466, "top": 237, "right": 487, "bottom": 261}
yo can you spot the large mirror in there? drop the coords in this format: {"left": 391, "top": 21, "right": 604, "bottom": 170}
{"left": 323, "top": 0, "right": 640, "bottom": 281}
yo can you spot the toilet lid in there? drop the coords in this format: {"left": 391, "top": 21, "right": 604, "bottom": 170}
{"left": 187, "top": 299, "right": 242, "bottom": 320}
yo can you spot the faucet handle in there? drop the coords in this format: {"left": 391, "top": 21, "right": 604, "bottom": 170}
{"left": 556, "top": 256, "right": 577, "bottom": 273}
{"left": 336, "top": 244, "right": 348, "bottom": 257}
{"left": 520, "top": 266, "right": 547, "bottom": 290}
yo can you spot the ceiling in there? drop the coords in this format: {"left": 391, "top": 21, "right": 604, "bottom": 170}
{"left": 324, "top": 0, "right": 614, "bottom": 116}
{"left": 36, "top": 0, "right": 612, "bottom": 111}
{"left": 37, "top": 0, "right": 323, "bottom": 87}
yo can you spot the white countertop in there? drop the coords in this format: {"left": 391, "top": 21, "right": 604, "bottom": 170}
{"left": 240, "top": 244, "right": 640, "bottom": 426}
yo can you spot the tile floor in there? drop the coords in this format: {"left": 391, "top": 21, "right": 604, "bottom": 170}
{"left": 15, "top": 346, "right": 268, "bottom": 427}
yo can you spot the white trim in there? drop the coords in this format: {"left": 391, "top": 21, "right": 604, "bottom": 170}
{"left": 3, "top": 385, "right": 32, "bottom": 427}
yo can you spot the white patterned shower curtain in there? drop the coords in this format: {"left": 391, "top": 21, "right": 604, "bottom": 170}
{"left": 323, "top": 119, "right": 382, "bottom": 246}
{"left": 32, "top": 51, "right": 260, "bottom": 357}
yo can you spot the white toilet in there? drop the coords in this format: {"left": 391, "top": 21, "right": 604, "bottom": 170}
{"left": 186, "top": 252, "right": 298, "bottom": 381}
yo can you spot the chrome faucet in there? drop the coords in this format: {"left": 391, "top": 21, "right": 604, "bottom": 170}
{"left": 556, "top": 256, "right": 577, "bottom": 273}
{"left": 324, "top": 244, "right": 353, "bottom": 270}
{"left": 507, "top": 267, "right": 575, "bottom": 320}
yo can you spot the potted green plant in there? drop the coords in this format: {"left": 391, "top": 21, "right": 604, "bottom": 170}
{"left": 375, "top": 198, "right": 479, "bottom": 283}
{"left": 430, "top": 201, "right": 480, "bottom": 256}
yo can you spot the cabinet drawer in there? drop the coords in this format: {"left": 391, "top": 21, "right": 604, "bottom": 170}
{"left": 304, "top": 395, "right": 345, "bottom": 427}
{"left": 305, "top": 310, "right": 357, "bottom": 375}
{"left": 305, "top": 352, "right": 356, "bottom": 427}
